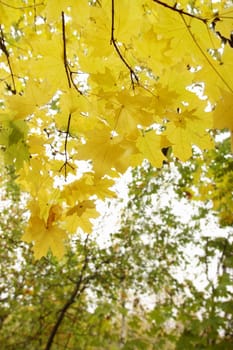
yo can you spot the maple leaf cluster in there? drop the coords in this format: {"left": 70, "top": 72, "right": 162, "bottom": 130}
{"left": 0, "top": 0, "right": 232, "bottom": 257}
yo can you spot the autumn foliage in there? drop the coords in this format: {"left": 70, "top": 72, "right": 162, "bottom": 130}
{"left": 0, "top": 0, "right": 232, "bottom": 257}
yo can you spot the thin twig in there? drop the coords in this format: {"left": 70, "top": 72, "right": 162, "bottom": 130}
{"left": 216, "top": 236, "right": 228, "bottom": 276}
{"left": 62, "top": 11, "right": 72, "bottom": 88}
{"left": 61, "top": 11, "right": 82, "bottom": 94}
{"left": 204, "top": 238, "right": 212, "bottom": 285}
{"left": 110, "top": 0, "right": 139, "bottom": 88}
{"left": 153, "top": 0, "right": 232, "bottom": 92}
{"left": 0, "top": 26, "right": 16, "bottom": 94}
{"left": 59, "top": 113, "right": 74, "bottom": 179}
{"left": 33, "top": 0, "right": 37, "bottom": 31}
{"left": 60, "top": 11, "right": 84, "bottom": 178}
{"left": 152, "top": 0, "right": 208, "bottom": 23}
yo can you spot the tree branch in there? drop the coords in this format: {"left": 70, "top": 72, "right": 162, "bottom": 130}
{"left": 62, "top": 11, "right": 72, "bottom": 89}
{"left": 44, "top": 235, "right": 90, "bottom": 350}
{"left": 60, "top": 11, "right": 84, "bottom": 179}
{"left": 110, "top": 0, "right": 139, "bottom": 88}
{"left": 181, "top": 14, "right": 233, "bottom": 93}
{"left": 152, "top": 0, "right": 232, "bottom": 93}
{"left": 61, "top": 11, "right": 82, "bottom": 94}
{"left": 151, "top": 0, "right": 208, "bottom": 23}
{"left": 216, "top": 236, "right": 228, "bottom": 277}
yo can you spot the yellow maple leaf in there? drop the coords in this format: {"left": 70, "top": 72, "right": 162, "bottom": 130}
{"left": 136, "top": 131, "right": 167, "bottom": 168}
{"left": 17, "top": 158, "right": 53, "bottom": 196}
{"left": 65, "top": 200, "right": 99, "bottom": 233}
{"left": 22, "top": 203, "right": 66, "bottom": 259}
{"left": 213, "top": 90, "right": 233, "bottom": 130}
{"left": 81, "top": 1, "right": 112, "bottom": 58}
{"left": 28, "top": 135, "right": 45, "bottom": 156}
{"left": 113, "top": 0, "right": 142, "bottom": 42}
{"left": 61, "top": 174, "right": 115, "bottom": 206}
{"left": 0, "top": 1, "right": 23, "bottom": 29}
{"left": 28, "top": 34, "right": 66, "bottom": 90}
{"left": 57, "top": 91, "right": 96, "bottom": 136}
{"left": 77, "top": 126, "right": 132, "bottom": 176}
{"left": 70, "top": 0, "right": 90, "bottom": 28}
{"left": 44, "top": 0, "right": 70, "bottom": 22}
{"left": 109, "top": 89, "right": 154, "bottom": 136}
{"left": 46, "top": 204, "right": 63, "bottom": 229}
{"left": 165, "top": 109, "right": 213, "bottom": 161}
{"left": 6, "top": 80, "right": 53, "bottom": 120}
